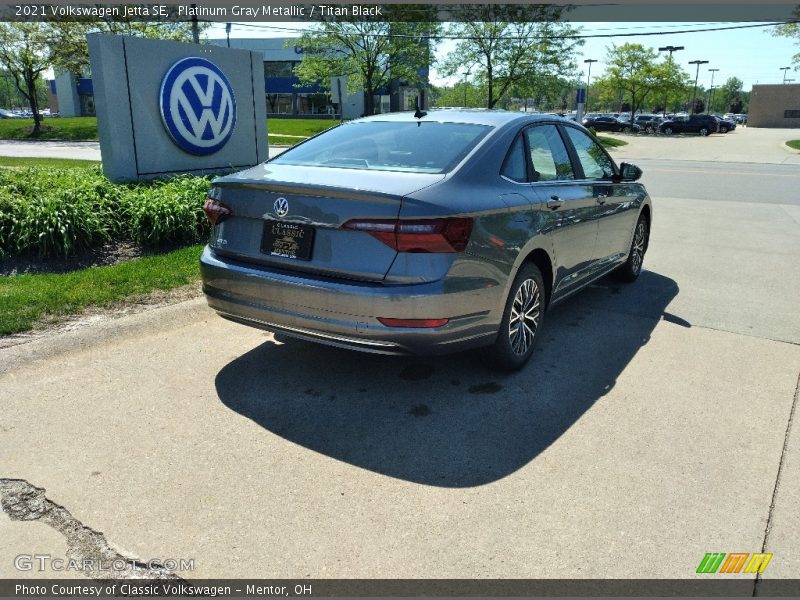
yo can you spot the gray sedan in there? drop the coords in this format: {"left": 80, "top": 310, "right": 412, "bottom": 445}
{"left": 200, "top": 110, "right": 651, "bottom": 371}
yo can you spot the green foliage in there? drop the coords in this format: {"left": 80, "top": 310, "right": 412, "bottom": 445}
{"left": 787, "top": 140, "right": 800, "bottom": 151}
{"left": 121, "top": 176, "right": 210, "bottom": 247}
{"left": 772, "top": 18, "right": 800, "bottom": 69}
{"left": 441, "top": 6, "right": 583, "bottom": 109}
{"left": 0, "top": 166, "right": 211, "bottom": 258}
{"left": 593, "top": 43, "right": 690, "bottom": 116}
{"left": 294, "top": 12, "right": 440, "bottom": 115}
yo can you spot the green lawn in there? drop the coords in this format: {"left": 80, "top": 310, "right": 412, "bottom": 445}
{"left": 787, "top": 140, "right": 800, "bottom": 151}
{"left": 0, "top": 156, "right": 100, "bottom": 168}
{"left": 0, "top": 244, "right": 203, "bottom": 335}
{"left": 0, "top": 117, "right": 99, "bottom": 140}
{"left": 598, "top": 136, "right": 628, "bottom": 148}
{"left": 0, "top": 116, "right": 337, "bottom": 141}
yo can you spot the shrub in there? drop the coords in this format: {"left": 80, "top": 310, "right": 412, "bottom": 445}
{"left": 121, "top": 176, "right": 211, "bottom": 247}
{"left": 0, "top": 166, "right": 211, "bottom": 258}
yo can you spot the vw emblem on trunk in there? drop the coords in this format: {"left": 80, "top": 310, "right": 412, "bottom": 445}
{"left": 160, "top": 57, "right": 237, "bottom": 155}
{"left": 274, "top": 197, "right": 289, "bottom": 217}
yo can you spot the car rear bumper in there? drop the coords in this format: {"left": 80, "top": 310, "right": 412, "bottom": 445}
{"left": 200, "top": 246, "right": 503, "bottom": 355}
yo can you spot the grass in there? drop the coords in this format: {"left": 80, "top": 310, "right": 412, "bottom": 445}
{"left": 0, "top": 244, "right": 203, "bottom": 335}
{"left": 598, "top": 136, "right": 628, "bottom": 148}
{"left": 786, "top": 140, "right": 800, "bottom": 151}
{"left": 0, "top": 117, "right": 337, "bottom": 141}
{"left": 0, "top": 156, "right": 100, "bottom": 168}
{"left": 0, "top": 117, "right": 99, "bottom": 140}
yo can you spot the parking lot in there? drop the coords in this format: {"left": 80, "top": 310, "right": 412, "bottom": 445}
{"left": 1, "top": 127, "right": 799, "bottom": 585}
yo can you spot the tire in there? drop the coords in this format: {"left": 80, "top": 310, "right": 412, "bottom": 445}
{"left": 615, "top": 214, "right": 649, "bottom": 283}
{"left": 487, "top": 264, "right": 546, "bottom": 372}
{"left": 720, "top": 126, "right": 728, "bottom": 133}
{"left": 663, "top": 127, "right": 673, "bottom": 135}
{"left": 699, "top": 127, "right": 709, "bottom": 136}
{"left": 645, "top": 126, "right": 654, "bottom": 134}
{"left": 622, "top": 126, "right": 631, "bottom": 133}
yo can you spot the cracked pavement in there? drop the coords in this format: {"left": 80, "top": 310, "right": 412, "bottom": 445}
{"left": 1, "top": 130, "right": 799, "bottom": 585}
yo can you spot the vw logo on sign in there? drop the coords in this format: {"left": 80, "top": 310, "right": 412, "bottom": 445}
{"left": 160, "top": 57, "right": 237, "bottom": 156}
{"left": 274, "top": 197, "right": 289, "bottom": 217}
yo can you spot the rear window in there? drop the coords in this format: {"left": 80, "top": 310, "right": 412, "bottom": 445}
{"left": 271, "top": 121, "right": 493, "bottom": 174}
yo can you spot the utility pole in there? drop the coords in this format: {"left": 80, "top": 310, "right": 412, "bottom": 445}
{"left": 584, "top": 58, "right": 597, "bottom": 113}
{"left": 658, "top": 45, "right": 684, "bottom": 116}
{"left": 707, "top": 68, "right": 719, "bottom": 113}
{"left": 225, "top": 23, "right": 231, "bottom": 48}
{"left": 462, "top": 66, "right": 472, "bottom": 107}
{"left": 780, "top": 66, "right": 791, "bottom": 83}
{"left": 689, "top": 59, "right": 709, "bottom": 114}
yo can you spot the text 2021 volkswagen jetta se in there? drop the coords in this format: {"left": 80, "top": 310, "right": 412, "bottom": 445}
{"left": 200, "top": 110, "right": 652, "bottom": 371}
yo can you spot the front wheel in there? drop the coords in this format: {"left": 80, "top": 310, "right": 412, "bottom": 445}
{"left": 699, "top": 127, "right": 709, "bottom": 136}
{"left": 720, "top": 126, "right": 728, "bottom": 133}
{"left": 487, "top": 264, "right": 546, "bottom": 372}
{"left": 622, "top": 126, "right": 631, "bottom": 133}
{"left": 615, "top": 215, "right": 649, "bottom": 282}
{"left": 663, "top": 127, "right": 673, "bottom": 135}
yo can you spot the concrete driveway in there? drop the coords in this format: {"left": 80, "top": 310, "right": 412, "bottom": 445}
{"left": 1, "top": 134, "right": 799, "bottom": 590}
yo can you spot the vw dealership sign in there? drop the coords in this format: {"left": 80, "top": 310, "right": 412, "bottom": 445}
{"left": 160, "top": 57, "right": 237, "bottom": 156}
{"left": 88, "top": 35, "right": 266, "bottom": 181}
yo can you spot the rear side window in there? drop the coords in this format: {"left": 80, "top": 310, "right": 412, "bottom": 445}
{"left": 563, "top": 127, "right": 616, "bottom": 180}
{"left": 501, "top": 134, "right": 528, "bottom": 182}
{"left": 525, "top": 125, "right": 574, "bottom": 181}
{"left": 272, "top": 121, "right": 492, "bottom": 174}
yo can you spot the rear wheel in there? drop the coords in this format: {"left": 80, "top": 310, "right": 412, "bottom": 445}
{"left": 663, "top": 126, "right": 673, "bottom": 135}
{"left": 622, "top": 126, "right": 631, "bottom": 133}
{"left": 488, "top": 264, "right": 546, "bottom": 372}
{"left": 720, "top": 126, "right": 728, "bottom": 133}
{"left": 645, "top": 125, "right": 654, "bottom": 134}
{"left": 615, "top": 215, "right": 649, "bottom": 282}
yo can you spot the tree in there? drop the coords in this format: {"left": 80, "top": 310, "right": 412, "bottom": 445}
{"left": 441, "top": 6, "right": 583, "bottom": 109}
{"left": 598, "top": 43, "right": 680, "bottom": 117}
{"left": 0, "top": 23, "right": 56, "bottom": 135}
{"left": 712, "top": 77, "right": 743, "bottom": 114}
{"left": 49, "top": 19, "right": 205, "bottom": 75}
{"left": 431, "top": 82, "right": 486, "bottom": 108}
{"left": 294, "top": 11, "right": 440, "bottom": 116}
{"left": 772, "top": 15, "right": 800, "bottom": 70}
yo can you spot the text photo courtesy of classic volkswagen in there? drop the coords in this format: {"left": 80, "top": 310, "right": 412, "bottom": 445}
{"left": 200, "top": 111, "right": 651, "bottom": 371}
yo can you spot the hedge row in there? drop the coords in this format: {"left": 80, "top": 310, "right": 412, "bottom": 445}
{"left": 0, "top": 166, "right": 212, "bottom": 258}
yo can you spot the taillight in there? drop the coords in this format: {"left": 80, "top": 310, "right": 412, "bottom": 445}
{"left": 378, "top": 318, "right": 449, "bottom": 328}
{"left": 342, "top": 217, "right": 473, "bottom": 253}
{"left": 203, "top": 198, "right": 233, "bottom": 225}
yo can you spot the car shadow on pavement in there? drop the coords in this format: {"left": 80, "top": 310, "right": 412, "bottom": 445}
{"left": 215, "top": 270, "right": 680, "bottom": 488}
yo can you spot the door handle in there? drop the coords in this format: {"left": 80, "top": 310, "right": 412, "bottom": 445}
{"left": 546, "top": 195, "right": 562, "bottom": 209}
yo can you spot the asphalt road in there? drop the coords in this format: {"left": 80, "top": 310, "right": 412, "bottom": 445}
{"left": 1, "top": 133, "right": 799, "bottom": 587}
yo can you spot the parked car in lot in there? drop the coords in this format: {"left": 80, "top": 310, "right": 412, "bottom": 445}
{"left": 200, "top": 110, "right": 652, "bottom": 371}
{"left": 633, "top": 114, "right": 666, "bottom": 134}
{"left": 713, "top": 116, "right": 736, "bottom": 133}
{"left": 582, "top": 115, "right": 641, "bottom": 133}
{"left": 658, "top": 114, "right": 719, "bottom": 136}
{"left": 0, "top": 108, "right": 23, "bottom": 119}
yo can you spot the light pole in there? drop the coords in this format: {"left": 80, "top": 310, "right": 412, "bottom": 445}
{"left": 689, "top": 59, "right": 709, "bottom": 114}
{"left": 658, "top": 45, "right": 684, "bottom": 116}
{"left": 707, "top": 68, "right": 719, "bottom": 113}
{"left": 584, "top": 58, "right": 597, "bottom": 113}
{"left": 780, "top": 67, "right": 791, "bottom": 83}
{"left": 225, "top": 23, "right": 231, "bottom": 47}
{"left": 462, "top": 67, "right": 472, "bottom": 107}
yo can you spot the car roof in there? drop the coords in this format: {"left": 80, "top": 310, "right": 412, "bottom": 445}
{"left": 353, "top": 109, "right": 567, "bottom": 128}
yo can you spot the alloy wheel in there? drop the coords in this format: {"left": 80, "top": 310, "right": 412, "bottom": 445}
{"left": 508, "top": 278, "right": 541, "bottom": 355}
{"left": 631, "top": 221, "right": 646, "bottom": 275}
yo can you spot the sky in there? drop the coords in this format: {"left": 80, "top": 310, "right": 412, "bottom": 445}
{"left": 207, "top": 20, "right": 800, "bottom": 91}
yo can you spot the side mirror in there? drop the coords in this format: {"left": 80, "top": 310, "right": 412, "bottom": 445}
{"left": 619, "top": 162, "right": 643, "bottom": 182}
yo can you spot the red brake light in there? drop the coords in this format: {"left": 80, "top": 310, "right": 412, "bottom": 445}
{"left": 203, "top": 198, "right": 233, "bottom": 225}
{"left": 378, "top": 318, "right": 449, "bottom": 328}
{"left": 342, "top": 218, "right": 473, "bottom": 253}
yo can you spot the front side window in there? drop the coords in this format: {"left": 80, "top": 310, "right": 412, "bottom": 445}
{"left": 272, "top": 121, "right": 492, "bottom": 174}
{"left": 563, "top": 127, "right": 616, "bottom": 180}
{"left": 525, "top": 125, "right": 574, "bottom": 181}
